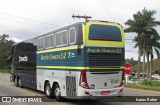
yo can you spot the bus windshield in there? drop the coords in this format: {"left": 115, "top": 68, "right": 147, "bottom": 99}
{"left": 89, "top": 24, "right": 122, "bottom": 41}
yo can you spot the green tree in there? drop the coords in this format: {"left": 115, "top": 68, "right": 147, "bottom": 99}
{"left": 145, "top": 31, "right": 160, "bottom": 79}
{"left": 125, "top": 57, "right": 138, "bottom": 66}
{"left": 133, "top": 35, "right": 143, "bottom": 77}
{"left": 0, "top": 34, "right": 15, "bottom": 69}
{"left": 125, "top": 8, "right": 160, "bottom": 79}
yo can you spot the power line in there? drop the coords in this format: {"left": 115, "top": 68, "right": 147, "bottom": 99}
{"left": 0, "top": 12, "right": 60, "bottom": 27}
{"left": 0, "top": 19, "right": 34, "bottom": 26}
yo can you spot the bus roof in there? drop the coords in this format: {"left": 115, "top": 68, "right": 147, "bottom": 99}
{"left": 14, "top": 20, "right": 121, "bottom": 45}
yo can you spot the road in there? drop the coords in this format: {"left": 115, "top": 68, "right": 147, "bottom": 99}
{"left": 0, "top": 73, "right": 160, "bottom": 105}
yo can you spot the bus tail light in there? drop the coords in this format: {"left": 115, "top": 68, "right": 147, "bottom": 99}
{"left": 119, "top": 70, "right": 125, "bottom": 87}
{"left": 79, "top": 70, "right": 90, "bottom": 89}
{"left": 85, "top": 19, "right": 89, "bottom": 23}
{"left": 117, "top": 23, "right": 121, "bottom": 26}
{"left": 100, "top": 21, "right": 109, "bottom": 23}
{"left": 117, "top": 23, "right": 123, "bottom": 28}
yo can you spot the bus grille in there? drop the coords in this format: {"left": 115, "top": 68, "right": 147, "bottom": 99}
{"left": 88, "top": 53, "right": 121, "bottom": 66}
{"left": 66, "top": 76, "right": 76, "bottom": 96}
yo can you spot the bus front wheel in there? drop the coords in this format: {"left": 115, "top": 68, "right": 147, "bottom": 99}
{"left": 18, "top": 77, "right": 23, "bottom": 88}
{"left": 15, "top": 77, "right": 19, "bottom": 87}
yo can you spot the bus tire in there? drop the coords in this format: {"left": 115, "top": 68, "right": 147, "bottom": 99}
{"left": 45, "top": 82, "right": 54, "bottom": 98}
{"left": 15, "top": 77, "right": 19, "bottom": 87}
{"left": 18, "top": 77, "right": 23, "bottom": 88}
{"left": 53, "top": 84, "right": 63, "bottom": 101}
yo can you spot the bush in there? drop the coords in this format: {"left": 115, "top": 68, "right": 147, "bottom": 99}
{"left": 140, "top": 80, "right": 160, "bottom": 87}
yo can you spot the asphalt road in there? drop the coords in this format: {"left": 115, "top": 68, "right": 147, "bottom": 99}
{"left": 0, "top": 73, "right": 160, "bottom": 105}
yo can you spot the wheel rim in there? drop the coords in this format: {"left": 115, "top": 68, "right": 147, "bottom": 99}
{"left": 19, "top": 79, "right": 21, "bottom": 86}
{"left": 15, "top": 78, "right": 17, "bottom": 85}
{"left": 55, "top": 87, "right": 61, "bottom": 98}
{"left": 46, "top": 85, "right": 51, "bottom": 96}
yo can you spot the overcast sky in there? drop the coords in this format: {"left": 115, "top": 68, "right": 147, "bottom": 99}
{"left": 0, "top": 0, "right": 160, "bottom": 60}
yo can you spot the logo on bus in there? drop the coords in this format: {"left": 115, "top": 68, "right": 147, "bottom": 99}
{"left": 90, "top": 84, "right": 95, "bottom": 89}
{"left": 68, "top": 52, "right": 75, "bottom": 58}
{"left": 19, "top": 56, "right": 28, "bottom": 61}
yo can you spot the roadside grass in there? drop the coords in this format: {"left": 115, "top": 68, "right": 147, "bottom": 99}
{"left": 141, "top": 80, "right": 160, "bottom": 87}
{"left": 125, "top": 80, "right": 160, "bottom": 91}
{"left": 0, "top": 69, "right": 10, "bottom": 73}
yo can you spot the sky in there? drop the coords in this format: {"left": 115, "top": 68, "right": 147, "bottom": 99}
{"left": 0, "top": 0, "right": 160, "bottom": 60}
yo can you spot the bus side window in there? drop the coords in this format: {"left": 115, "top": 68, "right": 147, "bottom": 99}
{"left": 45, "top": 35, "right": 50, "bottom": 49}
{"left": 55, "top": 32, "right": 61, "bottom": 47}
{"left": 69, "top": 27, "right": 76, "bottom": 45}
{"left": 50, "top": 34, "right": 54, "bottom": 47}
{"left": 38, "top": 37, "right": 44, "bottom": 50}
{"left": 62, "top": 30, "right": 68, "bottom": 45}
{"left": 38, "top": 38, "right": 40, "bottom": 50}
{"left": 55, "top": 30, "right": 68, "bottom": 47}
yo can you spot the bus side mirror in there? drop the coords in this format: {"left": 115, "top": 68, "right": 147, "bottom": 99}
{"left": 6, "top": 56, "right": 13, "bottom": 69}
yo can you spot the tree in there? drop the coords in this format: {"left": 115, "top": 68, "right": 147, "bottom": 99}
{"left": 125, "top": 8, "right": 160, "bottom": 79}
{"left": 0, "top": 34, "right": 9, "bottom": 56}
{"left": 0, "top": 34, "right": 15, "bottom": 68}
{"left": 125, "top": 57, "right": 138, "bottom": 66}
{"left": 145, "top": 31, "right": 160, "bottom": 79}
{"left": 133, "top": 35, "right": 143, "bottom": 77}
{"left": 125, "top": 8, "right": 146, "bottom": 78}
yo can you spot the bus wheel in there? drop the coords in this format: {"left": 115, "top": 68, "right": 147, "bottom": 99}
{"left": 45, "top": 82, "right": 53, "bottom": 98}
{"left": 54, "top": 84, "right": 63, "bottom": 101}
{"left": 15, "top": 77, "right": 19, "bottom": 87}
{"left": 18, "top": 78, "right": 23, "bottom": 88}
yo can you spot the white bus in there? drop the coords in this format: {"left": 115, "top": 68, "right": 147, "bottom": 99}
{"left": 8, "top": 20, "right": 125, "bottom": 101}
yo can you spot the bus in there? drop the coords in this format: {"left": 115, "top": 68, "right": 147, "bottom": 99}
{"left": 8, "top": 20, "right": 125, "bottom": 101}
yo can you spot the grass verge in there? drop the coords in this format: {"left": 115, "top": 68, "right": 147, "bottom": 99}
{"left": 0, "top": 69, "right": 10, "bottom": 73}
{"left": 141, "top": 80, "right": 160, "bottom": 87}
{"left": 125, "top": 83, "right": 160, "bottom": 91}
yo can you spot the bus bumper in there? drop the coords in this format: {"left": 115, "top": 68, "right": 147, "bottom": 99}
{"left": 64, "top": 86, "right": 124, "bottom": 100}
{"left": 82, "top": 86, "right": 123, "bottom": 96}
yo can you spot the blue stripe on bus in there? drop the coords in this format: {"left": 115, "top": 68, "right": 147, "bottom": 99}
{"left": 37, "top": 48, "right": 85, "bottom": 66}
{"left": 37, "top": 46, "right": 124, "bottom": 67}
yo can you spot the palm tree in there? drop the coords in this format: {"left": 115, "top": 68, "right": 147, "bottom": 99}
{"left": 125, "top": 13, "right": 142, "bottom": 78}
{"left": 125, "top": 8, "right": 160, "bottom": 79}
{"left": 145, "top": 30, "right": 160, "bottom": 79}
{"left": 133, "top": 36, "right": 143, "bottom": 78}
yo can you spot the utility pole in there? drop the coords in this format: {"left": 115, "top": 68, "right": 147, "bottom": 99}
{"left": 72, "top": 14, "right": 92, "bottom": 20}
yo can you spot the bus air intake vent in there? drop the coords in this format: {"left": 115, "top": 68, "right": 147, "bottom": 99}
{"left": 88, "top": 53, "right": 121, "bottom": 66}
{"left": 66, "top": 76, "right": 77, "bottom": 96}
